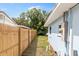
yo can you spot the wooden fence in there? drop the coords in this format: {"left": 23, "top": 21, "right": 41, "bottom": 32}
{"left": 19, "top": 28, "right": 29, "bottom": 55}
{"left": 0, "top": 24, "right": 37, "bottom": 56}
{"left": 29, "top": 29, "right": 37, "bottom": 43}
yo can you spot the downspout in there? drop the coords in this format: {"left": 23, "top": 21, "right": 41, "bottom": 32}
{"left": 63, "top": 12, "right": 66, "bottom": 56}
{"left": 63, "top": 12, "right": 69, "bottom": 56}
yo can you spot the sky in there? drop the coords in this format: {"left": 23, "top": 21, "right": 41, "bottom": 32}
{"left": 0, "top": 3, "right": 56, "bottom": 18}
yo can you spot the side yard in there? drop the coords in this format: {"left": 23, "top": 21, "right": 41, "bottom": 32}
{"left": 22, "top": 36, "right": 56, "bottom": 56}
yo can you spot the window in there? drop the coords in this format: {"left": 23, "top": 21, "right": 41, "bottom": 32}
{"left": 50, "top": 26, "right": 51, "bottom": 34}
{"left": 58, "top": 24, "right": 63, "bottom": 35}
{"left": 59, "top": 25, "right": 61, "bottom": 28}
{"left": 59, "top": 24, "right": 62, "bottom": 33}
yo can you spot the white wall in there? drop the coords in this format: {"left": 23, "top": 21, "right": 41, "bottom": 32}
{"left": 71, "top": 4, "right": 79, "bottom": 56}
{"left": 48, "top": 4, "right": 79, "bottom": 56}
{"left": 48, "top": 17, "right": 66, "bottom": 55}
{"left": 66, "top": 4, "right": 79, "bottom": 56}
{"left": 0, "top": 13, "right": 17, "bottom": 27}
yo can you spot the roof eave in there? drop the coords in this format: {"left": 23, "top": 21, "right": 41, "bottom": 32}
{"left": 44, "top": 3, "right": 77, "bottom": 27}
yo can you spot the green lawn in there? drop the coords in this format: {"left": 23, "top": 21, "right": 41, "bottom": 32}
{"left": 22, "top": 35, "right": 55, "bottom": 56}
{"left": 37, "top": 36, "right": 48, "bottom": 48}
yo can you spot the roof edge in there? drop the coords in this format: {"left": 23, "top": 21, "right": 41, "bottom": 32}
{"left": 0, "top": 11, "right": 17, "bottom": 25}
{"left": 44, "top": 3, "right": 77, "bottom": 27}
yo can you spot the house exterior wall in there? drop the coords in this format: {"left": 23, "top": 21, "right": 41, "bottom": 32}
{"left": 0, "top": 13, "right": 17, "bottom": 27}
{"left": 48, "top": 17, "right": 66, "bottom": 55}
{"left": 48, "top": 4, "right": 79, "bottom": 56}
{"left": 71, "top": 4, "right": 79, "bottom": 56}
{"left": 66, "top": 4, "right": 79, "bottom": 56}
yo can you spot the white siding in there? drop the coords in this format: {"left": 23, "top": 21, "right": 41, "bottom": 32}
{"left": 0, "top": 13, "right": 5, "bottom": 23}
{"left": 0, "top": 13, "right": 17, "bottom": 27}
{"left": 48, "top": 17, "right": 66, "bottom": 55}
{"left": 71, "top": 4, "right": 79, "bottom": 56}
{"left": 47, "top": 4, "right": 79, "bottom": 56}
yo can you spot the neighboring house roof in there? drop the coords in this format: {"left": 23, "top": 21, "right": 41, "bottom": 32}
{"left": 0, "top": 11, "right": 17, "bottom": 25}
{"left": 44, "top": 3, "right": 77, "bottom": 27}
{"left": 18, "top": 25, "right": 31, "bottom": 29}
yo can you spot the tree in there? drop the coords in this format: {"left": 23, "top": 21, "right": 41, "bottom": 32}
{"left": 15, "top": 17, "right": 29, "bottom": 26}
{"left": 26, "top": 8, "right": 48, "bottom": 35}
{"left": 20, "top": 12, "right": 26, "bottom": 19}
{"left": 14, "top": 8, "right": 48, "bottom": 35}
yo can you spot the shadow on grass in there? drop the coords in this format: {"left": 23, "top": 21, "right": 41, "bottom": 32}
{"left": 22, "top": 37, "right": 38, "bottom": 56}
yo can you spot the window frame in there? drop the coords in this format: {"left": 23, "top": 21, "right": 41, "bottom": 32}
{"left": 50, "top": 26, "right": 51, "bottom": 34}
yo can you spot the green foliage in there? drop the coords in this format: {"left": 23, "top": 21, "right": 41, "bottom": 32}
{"left": 15, "top": 17, "right": 29, "bottom": 26}
{"left": 26, "top": 8, "right": 48, "bottom": 35}
{"left": 15, "top": 8, "right": 48, "bottom": 35}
